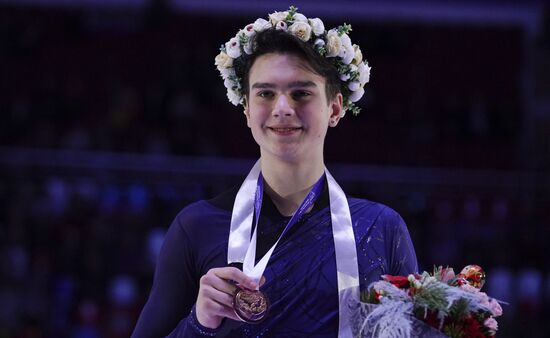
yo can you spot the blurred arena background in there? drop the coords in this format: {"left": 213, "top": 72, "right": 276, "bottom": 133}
{"left": 0, "top": 0, "right": 549, "bottom": 337}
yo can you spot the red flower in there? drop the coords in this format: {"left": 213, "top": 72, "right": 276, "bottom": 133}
{"left": 462, "top": 316, "right": 486, "bottom": 338}
{"left": 381, "top": 275, "right": 410, "bottom": 289}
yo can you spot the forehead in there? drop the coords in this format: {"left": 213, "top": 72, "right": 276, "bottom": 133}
{"left": 248, "top": 53, "right": 326, "bottom": 87}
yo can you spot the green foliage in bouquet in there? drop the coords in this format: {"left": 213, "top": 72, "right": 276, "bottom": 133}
{"left": 361, "top": 265, "right": 503, "bottom": 338}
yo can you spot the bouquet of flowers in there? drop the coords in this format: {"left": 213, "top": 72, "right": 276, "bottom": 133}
{"left": 360, "top": 265, "right": 503, "bottom": 338}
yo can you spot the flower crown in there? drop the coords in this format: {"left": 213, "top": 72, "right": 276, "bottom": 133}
{"left": 214, "top": 6, "right": 371, "bottom": 116}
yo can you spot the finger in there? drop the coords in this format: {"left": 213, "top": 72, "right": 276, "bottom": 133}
{"left": 200, "top": 288, "right": 240, "bottom": 322}
{"left": 211, "top": 267, "right": 258, "bottom": 290}
{"left": 201, "top": 272, "right": 238, "bottom": 296}
{"left": 202, "top": 297, "right": 235, "bottom": 319}
{"left": 202, "top": 285, "right": 235, "bottom": 309}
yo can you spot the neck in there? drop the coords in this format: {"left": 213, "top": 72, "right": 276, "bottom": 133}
{"left": 260, "top": 156, "right": 325, "bottom": 216}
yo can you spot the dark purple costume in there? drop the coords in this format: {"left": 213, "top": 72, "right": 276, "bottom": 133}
{"left": 132, "top": 184, "right": 418, "bottom": 337}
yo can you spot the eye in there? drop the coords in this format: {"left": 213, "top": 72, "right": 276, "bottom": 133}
{"left": 257, "top": 90, "right": 274, "bottom": 99}
{"left": 292, "top": 90, "right": 311, "bottom": 100}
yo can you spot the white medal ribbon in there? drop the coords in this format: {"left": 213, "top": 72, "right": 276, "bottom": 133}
{"left": 228, "top": 159, "right": 360, "bottom": 337}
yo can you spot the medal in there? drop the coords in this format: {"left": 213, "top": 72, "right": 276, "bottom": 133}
{"left": 233, "top": 288, "right": 269, "bottom": 323}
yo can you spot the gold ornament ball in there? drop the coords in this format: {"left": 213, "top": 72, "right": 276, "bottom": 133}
{"left": 459, "top": 265, "right": 486, "bottom": 289}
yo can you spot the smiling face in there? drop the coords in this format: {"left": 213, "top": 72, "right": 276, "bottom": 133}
{"left": 245, "top": 53, "right": 343, "bottom": 165}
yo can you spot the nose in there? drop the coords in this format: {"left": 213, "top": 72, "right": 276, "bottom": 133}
{"left": 272, "top": 94, "right": 295, "bottom": 117}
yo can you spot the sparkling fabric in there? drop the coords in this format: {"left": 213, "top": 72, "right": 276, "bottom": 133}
{"left": 131, "top": 184, "right": 418, "bottom": 338}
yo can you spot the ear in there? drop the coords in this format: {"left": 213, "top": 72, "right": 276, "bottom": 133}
{"left": 243, "top": 97, "right": 251, "bottom": 128}
{"left": 328, "top": 93, "right": 343, "bottom": 127}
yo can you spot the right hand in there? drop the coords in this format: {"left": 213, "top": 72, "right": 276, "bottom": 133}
{"left": 195, "top": 267, "right": 259, "bottom": 329}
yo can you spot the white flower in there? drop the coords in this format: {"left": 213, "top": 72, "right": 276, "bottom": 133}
{"left": 358, "top": 62, "right": 371, "bottom": 84}
{"left": 352, "top": 44, "right": 363, "bottom": 65}
{"left": 314, "top": 38, "right": 325, "bottom": 48}
{"left": 225, "top": 37, "right": 241, "bottom": 59}
{"left": 289, "top": 21, "right": 312, "bottom": 42}
{"left": 227, "top": 88, "right": 242, "bottom": 106}
{"left": 349, "top": 87, "right": 364, "bottom": 103}
{"left": 240, "top": 23, "right": 255, "bottom": 37}
{"left": 309, "top": 18, "right": 325, "bottom": 36}
{"left": 340, "top": 33, "right": 352, "bottom": 50}
{"left": 484, "top": 317, "right": 498, "bottom": 335}
{"left": 325, "top": 29, "right": 342, "bottom": 57}
{"left": 214, "top": 51, "right": 233, "bottom": 70}
{"left": 223, "top": 78, "right": 234, "bottom": 89}
{"left": 253, "top": 18, "right": 272, "bottom": 31}
{"left": 275, "top": 21, "right": 288, "bottom": 31}
{"left": 348, "top": 80, "right": 361, "bottom": 92}
{"left": 219, "top": 67, "right": 235, "bottom": 79}
{"left": 338, "top": 33, "right": 354, "bottom": 64}
{"left": 293, "top": 13, "right": 307, "bottom": 22}
{"left": 243, "top": 43, "right": 253, "bottom": 55}
{"left": 340, "top": 44, "right": 355, "bottom": 65}
{"left": 269, "top": 11, "right": 288, "bottom": 25}
{"left": 215, "top": 8, "right": 370, "bottom": 111}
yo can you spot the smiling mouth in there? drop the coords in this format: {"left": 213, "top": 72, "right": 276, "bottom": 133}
{"left": 268, "top": 127, "right": 302, "bottom": 133}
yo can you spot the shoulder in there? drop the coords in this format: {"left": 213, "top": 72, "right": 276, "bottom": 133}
{"left": 348, "top": 197, "right": 405, "bottom": 226}
{"left": 350, "top": 197, "right": 418, "bottom": 276}
{"left": 347, "top": 197, "right": 408, "bottom": 240}
{"left": 170, "top": 186, "right": 238, "bottom": 235}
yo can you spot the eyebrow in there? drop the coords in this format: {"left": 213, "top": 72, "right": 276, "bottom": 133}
{"left": 251, "top": 81, "right": 318, "bottom": 90}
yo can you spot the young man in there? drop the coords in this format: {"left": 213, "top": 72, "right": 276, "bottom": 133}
{"left": 132, "top": 7, "right": 417, "bottom": 338}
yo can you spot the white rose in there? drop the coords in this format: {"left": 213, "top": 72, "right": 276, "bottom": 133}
{"left": 358, "top": 62, "right": 371, "bottom": 84}
{"left": 340, "top": 73, "right": 350, "bottom": 81}
{"left": 227, "top": 88, "right": 242, "bottom": 106}
{"left": 340, "top": 44, "right": 355, "bottom": 65}
{"left": 275, "top": 21, "right": 288, "bottom": 31}
{"left": 289, "top": 21, "right": 312, "bottom": 42}
{"left": 293, "top": 13, "right": 307, "bottom": 22}
{"left": 349, "top": 87, "right": 364, "bottom": 102}
{"left": 269, "top": 11, "right": 288, "bottom": 25}
{"left": 352, "top": 44, "right": 363, "bottom": 65}
{"left": 223, "top": 78, "right": 234, "bottom": 89}
{"left": 309, "top": 18, "right": 325, "bottom": 36}
{"left": 338, "top": 34, "right": 354, "bottom": 64}
{"left": 325, "top": 30, "right": 341, "bottom": 57}
{"left": 240, "top": 23, "right": 255, "bottom": 37}
{"left": 314, "top": 38, "right": 325, "bottom": 48}
{"left": 243, "top": 40, "right": 253, "bottom": 55}
{"left": 340, "top": 33, "right": 352, "bottom": 50}
{"left": 348, "top": 81, "right": 361, "bottom": 92}
{"left": 225, "top": 37, "right": 241, "bottom": 59}
{"left": 253, "top": 18, "right": 272, "bottom": 31}
{"left": 214, "top": 51, "right": 233, "bottom": 70}
{"left": 219, "top": 67, "right": 235, "bottom": 79}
